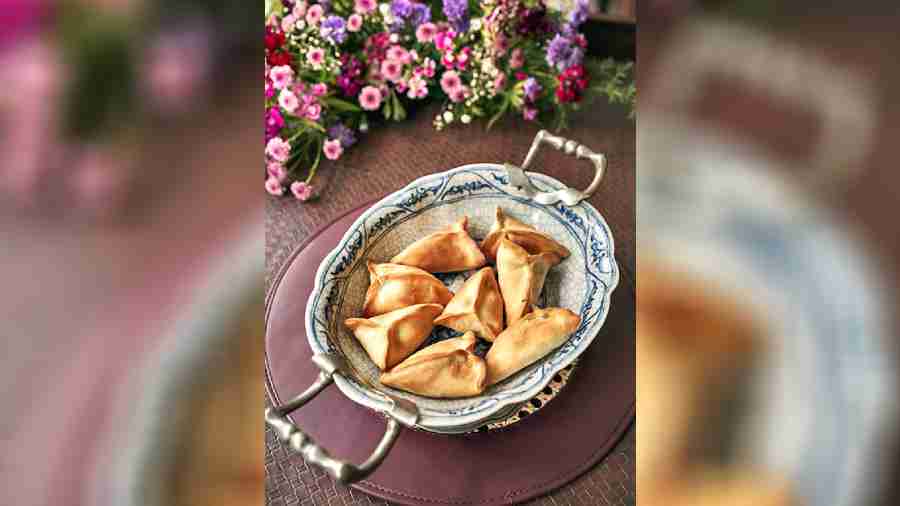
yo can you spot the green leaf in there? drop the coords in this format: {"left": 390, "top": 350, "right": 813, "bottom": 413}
{"left": 392, "top": 92, "right": 407, "bottom": 121}
{"left": 324, "top": 97, "right": 362, "bottom": 113}
{"left": 382, "top": 97, "right": 393, "bottom": 120}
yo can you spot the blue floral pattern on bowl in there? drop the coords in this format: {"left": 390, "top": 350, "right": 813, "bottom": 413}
{"left": 305, "top": 163, "right": 619, "bottom": 433}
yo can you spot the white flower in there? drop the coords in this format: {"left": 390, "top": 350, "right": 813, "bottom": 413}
{"left": 471, "top": 18, "right": 482, "bottom": 30}
{"left": 278, "top": 89, "right": 300, "bottom": 114}
{"left": 389, "top": 33, "right": 400, "bottom": 44}
{"left": 443, "top": 111, "right": 454, "bottom": 123}
{"left": 461, "top": 114, "right": 472, "bottom": 124}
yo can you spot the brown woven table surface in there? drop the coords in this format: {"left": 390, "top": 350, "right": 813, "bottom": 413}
{"left": 265, "top": 100, "right": 635, "bottom": 505}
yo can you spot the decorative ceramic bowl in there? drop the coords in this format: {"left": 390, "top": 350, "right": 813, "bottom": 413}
{"left": 265, "top": 131, "right": 619, "bottom": 483}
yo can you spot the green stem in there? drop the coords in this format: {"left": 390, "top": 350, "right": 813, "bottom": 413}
{"left": 305, "top": 137, "right": 324, "bottom": 184}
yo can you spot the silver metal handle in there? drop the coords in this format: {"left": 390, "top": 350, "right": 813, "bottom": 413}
{"left": 265, "top": 353, "right": 419, "bottom": 484}
{"left": 505, "top": 129, "right": 607, "bottom": 206}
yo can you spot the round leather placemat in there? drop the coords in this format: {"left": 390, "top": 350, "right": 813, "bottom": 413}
{"left": 265, "top": 201, "right": 635, "bottom": 506}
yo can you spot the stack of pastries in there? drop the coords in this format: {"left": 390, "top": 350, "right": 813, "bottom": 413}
{"left": 344, "top": 208, "right": 582, "bottom": 398}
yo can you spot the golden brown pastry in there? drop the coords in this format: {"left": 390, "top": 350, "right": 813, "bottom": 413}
{"left": 485, "top": 307, "right": 581, "bottom": 385}
{"left": 434, "top": 266, "right": 504, "bottom": 341}
{"left": 380, "top": 332, "right": 486, "bottom": 398}
{"left": 480, "top": 207, "right": 570, "bottom": 263}
{"left": 362, "top": 261, "right": 454, "bottom": 317}
{"left": 390, "top": 217, "right": 487, "bottom": 273}
{"left": 345, "top": 303, "right": 443, "bottom": 370}
{"left": 496, "top": 238, "right": 557, "bottom": 326}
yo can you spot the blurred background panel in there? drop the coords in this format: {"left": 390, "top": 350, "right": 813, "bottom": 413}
{"left": 0, "top": 0, "right": 261, "bottom": 505}
{"left": 638, "top": 1, "right": 899, "bottom": 505}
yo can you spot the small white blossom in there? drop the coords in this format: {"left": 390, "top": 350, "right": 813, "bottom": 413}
{"left": 471, "top": 18, "right": 482, "bottom": 30}
{"left": 443, "top": 111, "right": 454, "bottom": 123}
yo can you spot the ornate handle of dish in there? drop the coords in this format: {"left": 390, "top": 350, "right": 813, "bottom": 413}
{"left": 265, "top": 353, "right": 419, "bottom": 484}
{"left": 504, "top": 129, "right": 607, "bottom": 206}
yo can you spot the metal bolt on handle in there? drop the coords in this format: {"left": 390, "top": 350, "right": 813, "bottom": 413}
{"left": 265, "top": 353, "right": 419, "bottom": 484}
{"left": 505, "top": 130, "right": 607, "bottom": 206}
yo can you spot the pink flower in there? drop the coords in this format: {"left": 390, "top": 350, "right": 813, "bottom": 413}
{"left": 267, "top": 161, "right": 287, "bottom": 181}
{"left": 291, "top": 181, "right": 314, "bottom": 201}
{"left": 347, "top": 14, "right": 363, "bottom": 32}
{"left": 278, "top": 89, "right": 300, "bottom": 113}
{"left": 311, "top": 83, "right": 327, "bottom": 96}
{"left": 449, "top": 86, "right": 469, "bottom": 103}
{"left": 523, "top": 107, "right": 538, "bottom": 121}
{"left": 358, "top": 86, "right": 382, "bottom": 110}
{"left": 355, "top": 0, "right": 376, "bottom": 14}
{"left": 407, "top": 75, "right": 428, "bottom": 99}
{"left": 269, "top": 65, "right": 294, "bottom": 90}
{"left": 323, "top": 138, "right": 344, "bottom": 160}
{"left": 435, "top": 31, "right": 455, "bottom": 51}
{"left": 304, "top": 102, "right": 322, "bottom": 121}
{"left": 509, "top": 48, "right": 525, "bottom": 69}
{"left": 265, "top": 80, "right": 275, "bottom": 99}
{"left": 494, "top": 34, "right": 510, "bottom": 54}
{"left": 421, "top": 58, "right": 436, "bottom": 78}
{"left": 441, "top": 52, "right": 455, "bottom": 68}
{"left": 380, "top": 59, "right": 403, "bottom": 82}
{"left": 440, "top": 70, "right": 463, "bottom": 94}
{"left": 266, "top": 137, "right": 291, "bottom": 162}
{"left": 266, "top": 177, "right": 285, "bottom": 196}
{"left": 493, "top": 73, "right": 507, "bottom": 93}
{"left": 395, "top": 78, "right": 408, "bottom": 93}
{"left": 416, "top": 22, "right": 437, "bottom": 43}
{"left": 306, "top": 4, "right": 324, "bottom": 25}
{"left": 307, "top": 47, "right": 325, "bottom": 68}
{"left": 293, "top": 1, "right": 308, "bottom": 17}
{"left": 281, "top": 14, "right": 297, "bottom": 33}
{"left": 387, "top": 46, "right": 410, "bottom": 64}
{"left": 456, "top": 47, "right": 471, "bottom": 69}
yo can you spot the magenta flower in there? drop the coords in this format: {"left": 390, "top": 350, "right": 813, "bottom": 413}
{"left": 323, "top": 139, "right": 344, "bottom": 160}
{"left": 381, "top": 59, "right": 403, "bottom": 82}
{"left": 311, "top": 83, "right": 328, "bottom": 96}
{"left": 266, "top": 176, "right": 285, "bottom": 196}
{"left": 278, "top": 89, "right": 300, "bottom": 114}
{"left": 355, "top": 0, "right": 377, "bottom": 14}
{"left": 265, "top": 80, "right": 275, "bottom": 99}
{"left": 269, "top": 65, "right": 294, "bottom": 90}
{"left": 449, "top": 86, "right": 469, "bottom": 103}
{"left": 266, "top": 137, "right": 291, "bottom": 162}
{"left": 347, "top": 13, "right": 363, "bottom": 32}
{"left": 421, "top": 57, "right": 436, "bottom": 77}
{"left": 523, "top": 106, "right": 538, "bottom": 121}
{"left": 291, "top": 181, "right": 314, "bottom": 201}
{"left": 493, "top": 73, "right": 507, "bottom": 93}
{"left": 358, "top": 85, "right": 383, "bottom": 110}
{"left": 440, "top": 70, "right": 462, "bottom": 94}
{"left": 416, "top": 22, "right": 437, "bottom": 43}
{"left": 435, "top": 31, "right": 455, "bottom": 51}
{"left": 387, "top": 45, "right": 410, "bottom": 64}
{"left": 407, "top": 75, "right": 428, "bottom": 99}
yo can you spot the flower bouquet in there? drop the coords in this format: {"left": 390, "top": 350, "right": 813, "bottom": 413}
{"left": 265, "top": 0, "right": 635, "bottom": 200}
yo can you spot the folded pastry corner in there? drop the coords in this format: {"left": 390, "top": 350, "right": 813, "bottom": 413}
{"left": 481, "top": 207, "right": 570, "bottom": 263}
{"left": 496, "top": 238, "right": 558, "bottom": 326}
{"left": 486, "top": 307, "right": 580, "bottom": 385}
{"left": 345, "top": 303, "right": 444, "bottom": 370}
{"left": 390, "top": 216, "right": 487, "bottom": 273}
{"left": 380, "top": 332, "right": 487, "bottom": 398}
{"left": 363, "top": 261, "right": 454, "bottom": 317}
{"left": 434, "top": 266, "right": 504, "bottom": 341}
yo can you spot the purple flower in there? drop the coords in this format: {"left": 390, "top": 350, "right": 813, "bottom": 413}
{"left": 320, "top": 15, "right": 347, "bottom": 44}
{"left": 523, "top": 77, "right": 542, "bottom": 102}
{"left": 568, "top": 0, "right": 589, "bottom": 28}
{"left": 409, "top": 3, "right": 431, "bottom": 28}
{"left": 328, "top": 123, "right": 358, "bottom": 148}
{"left": 546, "top": 34, "right": 584, "bottom": 71}
{"left": 442, "top": 0, "right": 469, "bottom": 32}
{"left": 391, "top": 0, "right": 413, "bottom": 19}
{"left": 265, "top": 107, "right": 285, "bottom": 140}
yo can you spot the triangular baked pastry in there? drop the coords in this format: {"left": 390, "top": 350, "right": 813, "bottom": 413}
{"left": 480, "top": 207, "right": 570, "bottom": 263}
{"left": 485, "top": 307, "right": 581, "bottom": 385}
{"left": 345, "top": 303, "right": 443, "bottom": 370}
{"left": 496, "top": 238, "right": 557, "bottom": 326}
{"left": 380, "top": 332, "right": 486, "bottom": 398}
{"left": 434, "top": 266, "right": 504, "bottom": 341}
{"left": 363, "top": 261, "right": 454, "bottom": 317}
{"left": 390, "top": 217, "right": 487, "bottom": 273}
